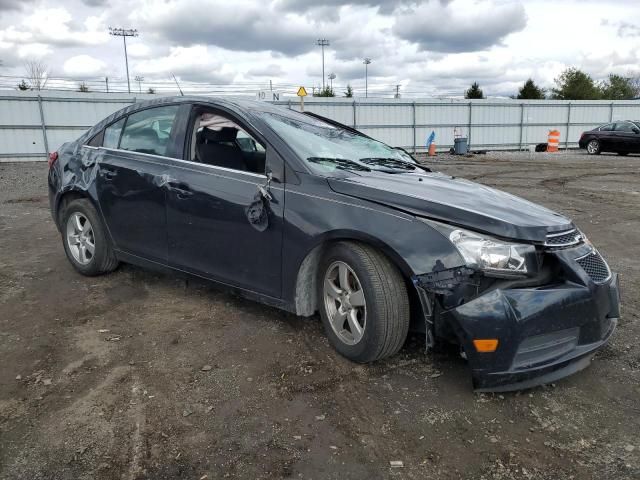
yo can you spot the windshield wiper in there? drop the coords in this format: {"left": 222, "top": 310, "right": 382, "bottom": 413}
{"left": 358, "top": 157, "right": 416, "bottom": 170}
{"left": 307, "top": 157, "right": 371, "bottom": 172}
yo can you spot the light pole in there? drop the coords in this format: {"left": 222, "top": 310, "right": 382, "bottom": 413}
{"left": 328, "top": 73, "right": 336, "bottom": 92}
{"left": 316, "top": 39, "right": 330, "bottom": 90}
{"left": 109, "top": 27, "right": 138, "bottom": 94}
{"left": 135, "top": 76, "right": 144, "bottom": 93}
{"left": 363, "top": 58, "right": 371, "bottom": 98}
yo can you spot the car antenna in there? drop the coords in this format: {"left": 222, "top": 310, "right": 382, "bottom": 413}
{"left": 171, "top": 74, "right": 184, "bottom": 96}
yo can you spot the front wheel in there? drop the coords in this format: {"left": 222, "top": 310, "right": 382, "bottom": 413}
{"left": 61, "top": 198, "right": 119, "bottom": 276}
{"left": 586, "top": 139, "right": 601, "bottom": 155}
{"left": 317, "top": 242, "right": 410, "bottom": 363}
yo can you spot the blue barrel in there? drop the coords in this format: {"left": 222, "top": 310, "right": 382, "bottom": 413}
{"left": 454, "top": 137, "right": 468, "bottom": 155}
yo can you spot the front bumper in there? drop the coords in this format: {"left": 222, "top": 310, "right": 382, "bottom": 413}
{"left": 435, "top": 262, "right": 620, "bottom": 392}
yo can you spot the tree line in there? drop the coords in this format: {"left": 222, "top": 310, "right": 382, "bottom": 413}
{"left": 465, "top": 68, "right": 640, "bottom": 100}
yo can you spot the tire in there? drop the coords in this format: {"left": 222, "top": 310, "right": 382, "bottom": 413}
{"left": 60, "top": 198, "right": 119, "bottom": 276}
{"left": 586, "top": 139, "right": 601, "bottom": 155}
{"left": 317, "top": 242, "right": 410, "bottom": 363}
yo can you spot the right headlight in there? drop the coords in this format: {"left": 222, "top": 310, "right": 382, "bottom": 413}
{"left": 449, "top": 228, "right": 531, "bottom": 277}
{"left": 419, "top": 218, "right": 536, "bottom": 278}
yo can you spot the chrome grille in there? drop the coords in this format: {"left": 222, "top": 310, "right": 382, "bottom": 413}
{"left": 575, "top": 250, "right": 611, "bottom": 284}
{"left": 545, "top": 229, "right": 583, "bottom": 248}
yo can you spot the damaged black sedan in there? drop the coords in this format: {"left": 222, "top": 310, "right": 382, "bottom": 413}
{"left": 48, "top": 97, "right": 620, "bottom": 391}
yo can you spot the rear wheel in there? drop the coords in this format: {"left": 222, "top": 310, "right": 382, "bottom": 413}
{"left": 317, "top": 242, "right": 409, "bottom": 363}
{"left": 586, "top": 139, "right": 601, "bottom": 155}
{"left": 61, "top": 199, "right": 119, "bottom": 276}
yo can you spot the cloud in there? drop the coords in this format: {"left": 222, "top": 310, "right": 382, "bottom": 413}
{"left": 0, "top": 0, "right": 32, "bottom": 11}
{"left": 247, "top": 64, "right": 285, "bottom": 77}
{"left": 63, "top": 54, "right": 108, "bottom": 77}
{"left": 394, "top": 0, "right": 527, "bottom": 53}
{"left": 132, "top": 0, "right": 320, "bottom": 55}
{"left": 133, "top": 45, "right": 236, "bottom": 83}
{"left": 276, "top": 0, "right": 407, "bottom": 15}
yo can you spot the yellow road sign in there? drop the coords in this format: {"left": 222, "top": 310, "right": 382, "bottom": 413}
{"left": 296, "top": 86, "right": 308, "bottom": 97}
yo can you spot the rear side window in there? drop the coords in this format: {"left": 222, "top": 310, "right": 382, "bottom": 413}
{"left": 598, "top": 123, "right": 614, "bottom": 131}
{"left": 119, "top": 105, "right": 180, "bottom": 156}
{"left": 104, "top": 118, "right": 125, "bottom": 148}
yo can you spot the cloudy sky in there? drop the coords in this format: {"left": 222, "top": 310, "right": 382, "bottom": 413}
{"left": 0, "top": 0, "right": 639, "bottom": 97}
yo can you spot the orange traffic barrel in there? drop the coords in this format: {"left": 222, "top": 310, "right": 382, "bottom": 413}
{"left": 547, "top": 130, "right": 560, "bottom": 152}
{"left": 428, "top": 142, "right": 436, "bottom": 156}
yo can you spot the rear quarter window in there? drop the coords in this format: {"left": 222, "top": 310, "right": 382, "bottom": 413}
{"left": 104, "top": 118, "right": 126, "bottom": 149}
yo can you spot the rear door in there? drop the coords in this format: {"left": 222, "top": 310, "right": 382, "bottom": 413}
{"left": 613, "top": 122, "right": 640, "bottom": 153}
{"left": 597, "top": 123, "right": 616, "bottom": 151}
{"left": 96, "top": 104, "right": 184, "bottom": 263}
{"left": 165, "top": 105, "right": 284, "bottom": 298}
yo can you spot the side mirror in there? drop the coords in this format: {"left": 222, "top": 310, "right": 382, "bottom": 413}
{"left": 633, "top": 128, "right": 640, "bottom": 134}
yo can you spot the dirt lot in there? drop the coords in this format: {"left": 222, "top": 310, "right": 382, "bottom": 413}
{"left": 1, "top": 151, "right": 639, "bottom": 480}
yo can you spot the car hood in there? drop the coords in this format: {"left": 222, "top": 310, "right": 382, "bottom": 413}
{"left": 327, "top": 171, "right": 573, "bottom": 242}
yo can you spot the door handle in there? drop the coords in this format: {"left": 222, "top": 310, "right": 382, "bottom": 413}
{"left": 167, "top": 181, "right": 193, "bottom": 198}
{"left": 102, "top": 168, "right": 117, "bottom": 180}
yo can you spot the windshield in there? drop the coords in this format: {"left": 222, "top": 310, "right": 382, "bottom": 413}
{"left": 258, "top": 110, "right": 417, "bottom": 174}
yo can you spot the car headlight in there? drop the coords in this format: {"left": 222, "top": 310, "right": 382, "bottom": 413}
{"left": 449, "top": 229, "right": 530, "bottom": 276}
{"left": 419, "top": 218, "right": 535, "bottom": 278}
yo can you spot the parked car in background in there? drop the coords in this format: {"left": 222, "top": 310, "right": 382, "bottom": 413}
{"left": 48, "top": 97, "right": 619, "bottom": 391}
{"left": 579, "top": 120, "right": 640, "bottom": 155}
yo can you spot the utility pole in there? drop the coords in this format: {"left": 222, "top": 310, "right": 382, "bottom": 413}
{"left": 109, "top": 27, "right": 138, "bottom": 94}
{"left": 395, "top": 84, "right": 400, "bottom": 98}
{"left": 328, "top": 73, "right": 336, "bottom": 92}
{"left": 316, "top": 39, "right": 330, "bottom": 90}
{"left": 135, "top": 76, "right": 144, "bottom": 93}
{"left": 363, "top": 58, "right": 371, "bottom": 98}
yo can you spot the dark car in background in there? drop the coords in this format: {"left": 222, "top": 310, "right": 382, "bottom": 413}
{"left": 48, "top": 97, "right": 620, "bottom": 391}
{"left": 579, "top": 120, "right": 640, "bottom": 155}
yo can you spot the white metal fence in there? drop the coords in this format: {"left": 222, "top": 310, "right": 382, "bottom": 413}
{"left": 2, "top": 90, "right": 639, "bottom": 162}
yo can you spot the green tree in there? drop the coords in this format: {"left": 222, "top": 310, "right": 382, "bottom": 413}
{"left": 517, "top": 78, "right": 545, "bottom": 99}
{"left": 344, "top": 84, "right": 354, "bottom": 97}
{"left": 599, "top": 74, "right": 638, "bottom": 100}
{"left": 147, "top": 87, "right": 156, "bottom": 94}
{"left": 17, "top": 79, "right": 29, "bottom": 90}
{"left": 77, "top": 82, "right": 90, "bottom": 92}
{"left": 465, "top": 82, "right": 484, "bottom": 99}
{"left": 315, "top": 86, "right": 335, "bottom": 97}
{"left": 551, "top": 68, "right": 600, "bottom": 100}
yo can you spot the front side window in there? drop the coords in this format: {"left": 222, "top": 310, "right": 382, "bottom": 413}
{"left": 119, "top": 105, "right": 179, "bottom": 156}
{"left": 257, "top": 110, "right": 416, "bottom": 174}
{"left": 189, "top": 110, "right": 266, "bottom": 174}
{"left": 103, "top": 118, "right": 125, "bottom": 148}
{"left": 615, "top": 122, "right": 636, "bottom": 133}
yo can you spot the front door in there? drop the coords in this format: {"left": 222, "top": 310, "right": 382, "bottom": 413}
{"left": 166, "top": 107, "right": 284, "bottom": 298}
{"left": 96, "top": 104, "right": 182, "bottom": 263}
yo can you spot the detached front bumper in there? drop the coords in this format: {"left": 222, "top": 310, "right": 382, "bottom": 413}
{"left": 430, "top": 255, "right": 620, "bottom": 392}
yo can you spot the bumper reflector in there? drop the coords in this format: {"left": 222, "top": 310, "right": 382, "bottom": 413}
{"left": 473, "top": 339, "right": 499, "bottom": 352}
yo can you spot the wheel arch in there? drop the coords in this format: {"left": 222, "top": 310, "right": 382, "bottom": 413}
{"left": 54, "top": 189, "right": 101, "bottom": 231}
{"left": 292, "top": 230, "right": 415, "bottom": 318}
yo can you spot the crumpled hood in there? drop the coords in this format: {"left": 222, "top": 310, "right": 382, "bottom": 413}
{"left": 328, "top": 171, "right": 573, "bottom": 242}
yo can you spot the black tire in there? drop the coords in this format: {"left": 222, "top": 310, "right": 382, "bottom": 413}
{"left": 60, "top": 198, "right": 119, "bottom": 276}
{"left": 317, "top": 242, "right": 410, "bottom": 363}
{"left": 586, "top": 139, "right": 601, "bottom": 155}
{"left": 618, "top": 152, "right": 629, "bottom": 156}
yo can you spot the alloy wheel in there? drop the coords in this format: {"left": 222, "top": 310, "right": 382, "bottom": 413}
{"left": 587, "top": 140, "right": 599, "bottom": 154}
{"left": 323, "top": 261, "right": 367, "bottom": 345}
{"left": 66, "top": 212, "right": 95, "bottom": 265}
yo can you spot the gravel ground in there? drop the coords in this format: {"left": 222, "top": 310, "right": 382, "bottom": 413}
{"left": 0, "top": 150, "right": 639, "bottom": 480}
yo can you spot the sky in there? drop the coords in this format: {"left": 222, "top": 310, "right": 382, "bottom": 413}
{"left": 0, "top": 0, "right": 639, "bottom": 97}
